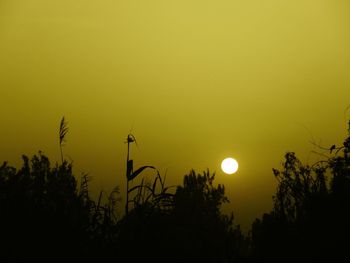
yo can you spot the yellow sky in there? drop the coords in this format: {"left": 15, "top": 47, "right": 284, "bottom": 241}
{"left": 1, "top": 0, "right": 350, "bottom": 229}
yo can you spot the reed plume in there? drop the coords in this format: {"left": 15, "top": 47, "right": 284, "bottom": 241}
{"left": 59, "top": 116, "right": 68, "bottom": 164}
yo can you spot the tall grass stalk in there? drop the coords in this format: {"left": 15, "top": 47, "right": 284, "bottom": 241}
{"left": 59, "top": 116, "right": 68, "bottom": 164}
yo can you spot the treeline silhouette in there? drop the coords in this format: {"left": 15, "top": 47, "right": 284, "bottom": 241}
{"left": 251, "top": 123, "right": 350, "bottom": 262}
{"left": 0, "top": 121, "right": 350, "bottom": 262}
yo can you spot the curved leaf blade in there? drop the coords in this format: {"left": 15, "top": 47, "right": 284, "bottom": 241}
{"left": 127, "top": 165, "right": 155, "bottom": 181}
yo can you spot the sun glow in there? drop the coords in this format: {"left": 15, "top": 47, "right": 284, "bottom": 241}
{"left": 221, "top": 158, "right": 239, "bottom": 174}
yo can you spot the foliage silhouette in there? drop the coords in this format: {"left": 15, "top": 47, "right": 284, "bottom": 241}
{"left": 0, "top": 153, "right": 245, "bottom": 262}
{"left": 2, "top": 120, "right": 350, "bottom": 262}
{"left": 0, "top": 153, "right": 120, "bottom": 261}
{"left": 125, "top": 133, "right": 159, "bottom": 215}
{"left": 251, "top": 121, "right": 350, "bottom": 262}
{"left": 0, "top": 153, "right": 86, "bottom": 260}
{"left": 172, "top": 170, "right": 249, "bottom": 263}
{"left": 1, "top": 118, "right": 248, "bottom": 261}
{"left": 116, "top": 169, "right": 247, "bottom": 263}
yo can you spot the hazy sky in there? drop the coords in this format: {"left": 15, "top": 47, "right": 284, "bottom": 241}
{"left": 1, "top": 0, "right": 350, "bottom": 230}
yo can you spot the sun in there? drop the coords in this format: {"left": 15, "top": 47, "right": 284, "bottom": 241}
{"left": 221, "top": 158, "right": 239, "bottom": 174}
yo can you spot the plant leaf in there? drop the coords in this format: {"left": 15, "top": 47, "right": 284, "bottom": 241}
{"left": 127, "top": 165, "right": 155, "bottom": 181}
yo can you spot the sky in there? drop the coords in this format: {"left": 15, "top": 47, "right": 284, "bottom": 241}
{"left": 1, "top": 0, "right": 350, "bottom": 230}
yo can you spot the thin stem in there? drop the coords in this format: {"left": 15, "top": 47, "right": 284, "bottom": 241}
{"left": 125, "top": 139, "right": 130, "bottom": 216}
{"left": 60, "top": 144, "right": 64, "bottom": 164}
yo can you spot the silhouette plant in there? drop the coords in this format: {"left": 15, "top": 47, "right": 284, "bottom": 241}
{"left": 251, "top": 121, "right": 350, "bottom": 263}
{"left": 0, "top": 153, "right": 90, "bottom": 260}
{"left": 171, "top": 169, "right": 248, "bottom": 262}
{"left": 13, "top": 118, "right": 350, "bottom": 262}
{"left": 124, "top": 133, "right": 158, "bottom": 215}
{"left": 59, "top": 116, "right": 68, "bottom": 164}
{"left": 116, "top": 169, "right": 248, "bottom": 263}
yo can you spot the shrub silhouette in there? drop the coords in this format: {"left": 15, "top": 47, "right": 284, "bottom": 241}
{"left": 251, "top": 122, "right": 350, "bottom": 262}
{"left": 0, "top": 153, "right": 87, "bottom": 260}
{"left": 171, "top": 170, "right": 248, "bottom": 263}
{"left": 116, "top": 169, "right": 248, "bottom": 263}
{"left": 0, "top": 118, "right": 248, "bottom": 261}
{"left": 3, "top": 120, "right": 350, "bottom": 262}
{"left": 0, "top": 153, "right": 120, "bottom": 261}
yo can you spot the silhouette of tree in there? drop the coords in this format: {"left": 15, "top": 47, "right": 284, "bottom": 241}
{"left": 1, "top": 119, "right": 252, "bottom": 262}
{"left": 169, "top": 170, "right": 248, "bottom": 263}
{"left": 10, "top": 119, "right": 349, "bottom": 262}
{"left": 0, "top": 152, "right": 121, "bottom": 261}
{"left": 115, "top": 169, "right": 248, "bottom": 263}
{"left": 251, "top": 122, "right": 350, "bottom": 262}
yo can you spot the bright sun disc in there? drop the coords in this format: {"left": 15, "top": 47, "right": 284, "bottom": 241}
{"left": 221, "top": 158, "right": 239, "bottom": 174}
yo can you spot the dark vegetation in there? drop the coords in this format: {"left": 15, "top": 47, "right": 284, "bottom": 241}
{"left": 0, "top": 118, "right": 350, "bottom": 262}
